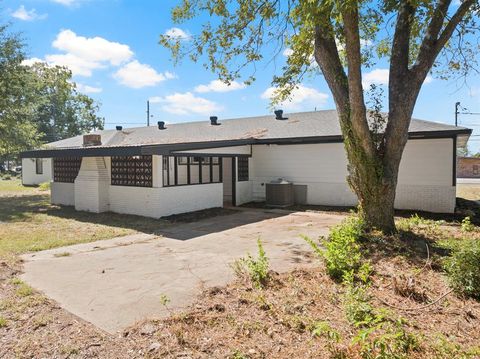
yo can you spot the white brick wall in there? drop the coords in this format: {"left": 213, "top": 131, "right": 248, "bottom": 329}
{"left": 109, "top": 183, "right": 223, "bottom": 218}
{"left": 51, "top": 182, "right": 75, "bottom": 206}
{"left": 74, "top": 157, "right": 110, "bottom": 213}
{"left": 250, "top": 138, "right": 456, "bottom": 213}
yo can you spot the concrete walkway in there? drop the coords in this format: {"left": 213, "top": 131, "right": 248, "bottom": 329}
{"left": 21, "top": 209, "right": 344, "bottom": 333}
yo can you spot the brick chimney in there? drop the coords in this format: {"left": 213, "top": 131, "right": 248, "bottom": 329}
{"left": 83, "top": 134, "right": 102, "bottom": 147}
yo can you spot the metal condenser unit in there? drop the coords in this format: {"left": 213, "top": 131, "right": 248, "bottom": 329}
{"left": 265, "top": 178, "right": 294, "bottom": 207}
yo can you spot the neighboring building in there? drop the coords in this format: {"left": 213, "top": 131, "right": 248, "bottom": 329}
{"left": 457, "top": 157, "right": 480, "bottom": 178}
{"left": 20, "top": 110, "right": 471, "bottom": 216}
{"left": 21, "top": 158, "right": 52, "bottom": 185}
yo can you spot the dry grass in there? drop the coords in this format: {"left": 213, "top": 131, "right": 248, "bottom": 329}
{"left": 0, "top": 179, "right": 169, "bottom": 263}
{"left": 457, "top": 183, "right": 480, "bottom": 201}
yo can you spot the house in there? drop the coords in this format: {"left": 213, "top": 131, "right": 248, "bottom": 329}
{"left": 20, "top": 110, "right": 471, "bottom": 216}
{"left": 21, "top": 158, "right": 53, "bottom": 185}
{"left": 457, "top": 157, "right": 480, "bottom": 178}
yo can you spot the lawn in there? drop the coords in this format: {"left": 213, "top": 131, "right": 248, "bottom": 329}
{"left": 457, "top": 183, "right": 480, "bottom": 202}
{"left": 0, "top": 179, "right": 167, "bottom": 262}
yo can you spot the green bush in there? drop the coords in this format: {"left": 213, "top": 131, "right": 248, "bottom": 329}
{"left": 442, "top": 239, "right": 480, "bottom": 300}
{"left": 461, "top": 216, "right": 475, "bottom": 233}
{"left": 38, "top": 181, "right": 50, "bottom": 191}
{"left": 304, "top": 216, "right": 365, "bottom": 281}
{"left": 232, "top": 238, "right": 269, "bottom": 288}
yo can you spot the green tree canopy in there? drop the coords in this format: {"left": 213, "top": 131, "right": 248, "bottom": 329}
{"left": 161, "top": 0, "right": 480, "bottom": 232}
{"left": 0, "top": 23, "right": 104, "bottom": 161}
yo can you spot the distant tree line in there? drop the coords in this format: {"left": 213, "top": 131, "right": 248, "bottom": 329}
{"left": 0, "top": 23, "right": 104, "bottom": 163}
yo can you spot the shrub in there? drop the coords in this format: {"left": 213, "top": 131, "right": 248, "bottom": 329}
{"left": 232, "top": 238, "right": 269, "bottom": 288}
{"left": 304, "top": 216, "right": 365, "bottom": 281}
{"left": 442, "top": 239, "right": 480, "bottom": 299}
{"left": 461, "top": 216, "right": 475, "bottom": 233}
{"left": 38, "top": 181, "right": 50, "bottom": 191}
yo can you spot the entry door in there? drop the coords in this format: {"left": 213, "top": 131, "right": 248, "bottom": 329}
{"left": 222, "top": 157, "right": 236, "bottom": 206}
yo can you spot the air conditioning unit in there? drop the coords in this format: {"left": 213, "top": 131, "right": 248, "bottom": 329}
{"left": 265, "top": 178, "right": 294, "bottom": 207}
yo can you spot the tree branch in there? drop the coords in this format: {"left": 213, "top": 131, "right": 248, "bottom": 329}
{"left": 341, "top": 2, "right": 375, "bottom": 158}
{"left": 412, "top": 0, "right": 476, "bottom": 80}
{"left": 313, "top": 6, "right": 349, "bottom": 110}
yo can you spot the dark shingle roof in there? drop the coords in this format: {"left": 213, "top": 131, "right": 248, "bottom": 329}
{"left": 45, "top": 110, "right": 470, "bottom": 150}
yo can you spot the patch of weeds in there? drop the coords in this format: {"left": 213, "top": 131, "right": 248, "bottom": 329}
{"left": 32, "top": 315, "right": 51, "bottom": 329}
{"left": 230, "top": 350, "right": 248, "bottom": 359}
{"left": 310, "top": 321, "right": 340, "bottom": 342}
{"left": 432, "top": 335, "right": 480, "bottom": 358}
{"left": 440, "top": 238, "right": 480, "bottom": 300}
{"left": 461, "top": 216, "right": 475, "bottom": 233}
{"left": 352, "top": 318, "right": 420, "bottom": 359}
{"left": 10, "top": 278, "right": 34, "bottom": 297}
{"left": 38, "top": 182, "right": 50, "bottom": 191}
{"left": 54, "top": 251, "right": 71, "bottom": 257}
{"left": 0, "top": 316, "right": 7, "bottom": 328}
{"left": 232, "top": 238, "right": 269, "bottom": 288}
{"left": 159, "top": 293, "right": 170, "bottom": 306}
{"left": 304, "top": 215, "right": 366, "bottom": 281}
{"left": 397, "top": 214, "right": 443, "bottom": 236}
{"left": 60, "top": 346, "right": 80, "bottom": 356}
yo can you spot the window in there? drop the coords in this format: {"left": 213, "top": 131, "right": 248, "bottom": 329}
{"left": 111, "top": 155, "right": 153, "bottom": 187}
{"left": 237, "top": 157, "right": 249, "bottom": 181}
{"left": 163, "top": 155, "right": 222, "bottom": 186}
{"left": 53, "top": 157, "right": 82, "bottom": 183}
{"left": 35, "top": 158, "right": 43, "bottom": 175}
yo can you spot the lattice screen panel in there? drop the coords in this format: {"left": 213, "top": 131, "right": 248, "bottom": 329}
{"left": 53, "top": 157, "right": 82, "bottom": 183}
{"left": 111, "top": 155, "right": 153, "bottom": 187}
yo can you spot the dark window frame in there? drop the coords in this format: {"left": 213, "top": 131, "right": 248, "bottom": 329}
{"left": 111, "top": 155, "right": 153, "bottom": 187}
{"left": 237, "top": 157, "right": 249, "bottom": 181}
{"left": 163, "top": 155, "right": 222, "bottom": 187}
{"left": 35, "top": 158, "right": 43, "bottom": 175}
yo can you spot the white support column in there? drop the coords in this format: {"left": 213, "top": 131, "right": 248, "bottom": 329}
{"left": 74, "top": 157, "right": 110, "bottom": 213}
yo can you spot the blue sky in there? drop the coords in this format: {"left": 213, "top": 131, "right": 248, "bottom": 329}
{"left": 5, "top": 0, "right": 480, "bottom": 151}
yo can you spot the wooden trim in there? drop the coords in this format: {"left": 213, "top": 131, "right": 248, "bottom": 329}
{"left": 187, "top": 156, "right": 191, "bottom": 185}
{"left": 209, "top": 156, "right": 213, "bottom": 182}
{"left": 199, "top": 157, "right": 203, "bottom": 184}
{"left": 219, "top": 157, "right": 223, "bottom": 182}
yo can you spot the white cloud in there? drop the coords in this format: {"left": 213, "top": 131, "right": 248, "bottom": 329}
{"left": 362, "top": 68, "right": 433, "bottom": 88}
{"left": 51, "top": 0, "right": 78, "bottom": 6}
{"left": 114, "top": 60, "right": 175, "bottom": 88}
{"left": 53, "top": 30, "right": 133, "bottom": 66}
{"left": 362, "top": 69, "right": 390, "bottom": 87}
{"left": 44, "top": 53, "right": 103, "bottom": 76}
{"left": 76, "top": 83, "right": 102, "bottom": 93}
{"left": 28, "top": 30, "right": 134, "bottom": 77}
{"left": 12, "top": 5, "right": 47, "bottom": 21}
{"left": 150, "top": 92, "right": 222, "bottom": 115}
{"left": 194, "top": 80, "right": 246, "bottom": 93}
{"left": 21, "top": 57, "right": 44, "bottom": 66}
{"left": 163, "top": 27, "right": 191, "bottom": 40}
{"left": 283, "top": 48, "right": 294, "bottom": 57}
{"left": 261, "top": 84, "right": 329, "bottom": 111}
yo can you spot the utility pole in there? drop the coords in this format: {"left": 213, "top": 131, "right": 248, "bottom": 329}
{"left": 146, "top": 100, "right": 150, "bottom": 126}
{"left": 455, "top": 101, "right": 460, "bottom": 127}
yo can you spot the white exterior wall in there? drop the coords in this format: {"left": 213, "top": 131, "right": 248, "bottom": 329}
{"left": 21, "top": 158, "right": 52, "bottom": 185}
{"left": 109, "top": 183, "right": 223, "bottom": 218}
{"left": 174, "top": 145, "right": 251, "bottom": 155}
{"left": 51, "top": 182, "right": 75, "bottom": 206}
{"left": 251, "top": 138, "right": 455, "bottom": 213}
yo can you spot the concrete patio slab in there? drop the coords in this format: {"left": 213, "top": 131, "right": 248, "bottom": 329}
{"left": 21, "top": 209, "right": 344, "bottom": 333}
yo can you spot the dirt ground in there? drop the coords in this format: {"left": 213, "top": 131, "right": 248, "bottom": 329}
{"left": 1, "top": 179, "right": 480, "bottom": 358}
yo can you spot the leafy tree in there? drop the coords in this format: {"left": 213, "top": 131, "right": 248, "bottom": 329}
{"left": 0, "top": 23, "right": 104, "bottom": 162}
{"left": 27, "top": 63, "right": 104, "bottom": 143}
{"left": 161, "top": 0, "right": 480, "bottom": 232}
{"left": 0, "top": 25, "right": 39, "bottom": 160}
